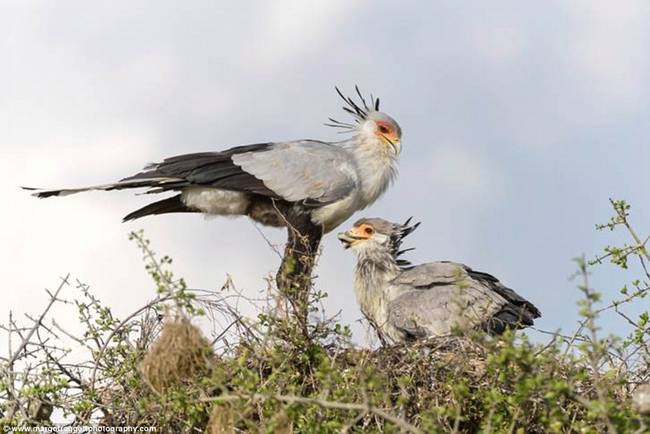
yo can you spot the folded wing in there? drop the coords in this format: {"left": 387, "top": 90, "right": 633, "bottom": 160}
{"left": 388, "top": 261, "right": 541, "bottom": 337}
{"left": 231, "top": 141, "right": 358, "bottom": 206}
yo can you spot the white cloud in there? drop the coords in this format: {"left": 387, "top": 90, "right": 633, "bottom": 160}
{"left": 563, "top": 0, "right": 650, "bottom": 110}
{"left": 470, "top": 13, "right": 526, "bottom": 65}
{"left": 254, "top": 0, "right": 362, "bottom": 64}
{"left": 424, "top": 144, "right": 506, "bottom": 200}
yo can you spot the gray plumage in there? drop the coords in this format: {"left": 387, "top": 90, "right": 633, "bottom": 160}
{"left": 338, "top": 218, "right": 541, "bottom": 344}
{"left": 24, "top": 88, "right": 402, "bottom": 234}
{"left": 232, "top": 141, "right": 357, "bottom": 205}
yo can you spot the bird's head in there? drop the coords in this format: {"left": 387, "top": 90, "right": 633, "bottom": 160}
{"left": 326, "top": 86, "right": 402, "bottom": 155}
{"left": 338, "top": 217, "right": 419, "bottom": 265}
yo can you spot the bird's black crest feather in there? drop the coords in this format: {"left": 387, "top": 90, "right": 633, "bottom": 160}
{"left": 390, "top": 217, "right": 421, "bottom": 270}
{"left": 326, "top": 86, "right": 380, "bottom": 131}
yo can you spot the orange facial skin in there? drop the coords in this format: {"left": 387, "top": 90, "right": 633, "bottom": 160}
{"left": 375, "top": 120, "right": 401, "bottom": 144}
{"left": 349, "top": 223, "right": 376, "bottom": 240}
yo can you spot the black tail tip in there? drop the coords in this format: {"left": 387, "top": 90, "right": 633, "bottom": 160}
{"left": 22, "top": 186, "right": 59, "bottom": 198}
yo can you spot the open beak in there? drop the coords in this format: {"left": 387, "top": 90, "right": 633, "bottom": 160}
{"left": 337, "top": 231, "right": 362, "bottom": 249}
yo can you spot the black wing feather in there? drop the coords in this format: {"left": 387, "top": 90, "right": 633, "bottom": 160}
{"left": 464, "top": 266, "right": 541, "bottom": 334}
{"left": 121, "top": 143, "right": 278, "bottom": 197}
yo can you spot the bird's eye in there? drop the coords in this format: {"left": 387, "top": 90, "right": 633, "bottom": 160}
{"left": 378, "top": 125, "right": 390, "bottom": 134}
{"left": 364, "top": 227, "right": 374, "bottom": 235}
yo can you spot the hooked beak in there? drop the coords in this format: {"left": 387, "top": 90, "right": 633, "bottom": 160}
{"left": 337, "top": 231, "right": 362, "bottom": 249}
{"left": 382, "top": 135, "right": 401, "bottom": 155}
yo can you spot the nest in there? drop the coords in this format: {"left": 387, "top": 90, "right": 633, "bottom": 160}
{"left": 140, "top": 316, "right": 214, "bottom": 393}
{"left": 368, "top": 336, "right": 488, "bottom": 404}
{"left": 370, "top": 335, "right": 488, "bottom": 372}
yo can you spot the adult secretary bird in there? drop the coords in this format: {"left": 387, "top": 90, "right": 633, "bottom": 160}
{"left": 26, "top": 87, "right": 402, "bottom": 320}
{"left": 338, "top": 218, "right": 540, "bottom": 345}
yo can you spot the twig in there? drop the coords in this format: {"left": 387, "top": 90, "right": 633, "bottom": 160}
{"left": 202, "top": 392, "right": 423, "bottom": 434}
{"left": 575, "top": 257, "right": 617, "bottom": 434}
{"left": 7, "top": 275, "right": 70, "bottom": 367}
{"left": 89, "top": 294, "right": 173, "bottom": 391}
{"left": 610, "top": 198, "right": 650, "bottom": 262}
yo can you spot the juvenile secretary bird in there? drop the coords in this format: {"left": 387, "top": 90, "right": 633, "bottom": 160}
{"left": 27, "top": 88, "right": 402, "bottom": 317}
{"left": 338, "top": 218, "right": 541, "bottom": 345}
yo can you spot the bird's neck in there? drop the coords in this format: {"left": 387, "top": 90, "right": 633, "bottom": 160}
{"left": 343, "top": 136, "right": 398, "bottom": 206}
{"left": 353, "top": 249, "right": 401, "bottom": 326}
{"left": 355, "top": 249, "right": 401, "bottom": 284}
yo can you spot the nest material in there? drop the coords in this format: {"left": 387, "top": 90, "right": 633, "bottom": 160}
{"left": 370, "top": 335, "right": 488, "bottom": 371}
{"left": 368, "top": 336, "right": 489, "bottom": 407}
{"left": 140, "top": 316, "right": 214, "bottom": 393}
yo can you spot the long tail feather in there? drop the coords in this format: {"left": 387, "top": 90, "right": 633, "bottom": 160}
{"left": 23, "top": 177, "right": 182, "bottom": 198}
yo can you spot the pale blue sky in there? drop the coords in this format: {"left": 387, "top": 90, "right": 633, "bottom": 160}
{"left": 2, "top": 0, "right": 649, "bottom": 345}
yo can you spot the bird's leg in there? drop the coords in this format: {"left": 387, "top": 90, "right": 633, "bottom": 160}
{"left": 276, "top": 209, "right": 323, "bottom": 328}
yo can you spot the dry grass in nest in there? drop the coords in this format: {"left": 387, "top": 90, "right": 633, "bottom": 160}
{"left": 363, "top": 335, "right": 488, "bottom": 382}
{"left": 140, "top": 316, "right": 214, "bottom": 394}
{"left": 372, "top": 335, "right": 487, "bottom": 369}
{"left": 387, "top": 336, "right": 485, "bottom": 371}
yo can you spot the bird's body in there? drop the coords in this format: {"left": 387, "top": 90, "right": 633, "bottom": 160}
{"left": 338, "top": 218, "right": 541, "bottom": 344}
{"left": 27, "top": 89, "right": 401, "bottom": 234}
